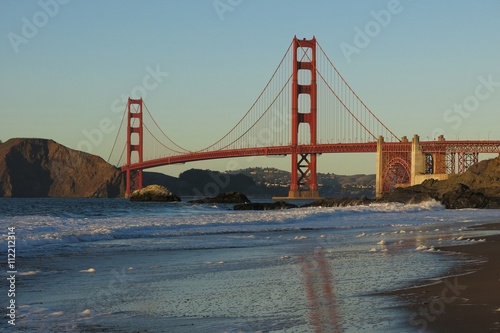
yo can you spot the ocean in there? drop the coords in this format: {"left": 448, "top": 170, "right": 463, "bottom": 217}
{"left": 1, "top": 198, "right": 499, "bottom": 333}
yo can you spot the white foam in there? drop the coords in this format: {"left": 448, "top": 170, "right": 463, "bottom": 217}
{"left": 0, "top": 198, "right": 492, "bottom": 257}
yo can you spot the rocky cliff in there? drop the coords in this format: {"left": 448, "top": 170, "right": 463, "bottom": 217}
{"left": 0, "top": 138, "right": 125, "bottom": 198}
{"left": 384, "top": 156, "right": 500, "bottom": 209}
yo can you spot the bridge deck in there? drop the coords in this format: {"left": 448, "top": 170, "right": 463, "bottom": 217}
{"left": 122, "top": 141, "right": 500, "bottom": 172}
{"left": 122, "top": 143, "right": 378, "bottom": 171}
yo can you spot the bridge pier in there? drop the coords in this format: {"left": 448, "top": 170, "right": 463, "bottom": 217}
{"left": 410, "top": 135, "right": 450, "bottom": 186}
{"left": 410, "top": 134, "right": 425, "bottom": 185}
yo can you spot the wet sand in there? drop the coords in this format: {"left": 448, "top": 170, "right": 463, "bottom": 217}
{"left": 389, "top": 223, "right": 500, "bottom": 333}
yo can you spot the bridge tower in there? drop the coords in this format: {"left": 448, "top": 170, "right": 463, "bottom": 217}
{"left": 288, "top": 36, "right": 319, "bottom": 198}
{"left": 124, "top": 98, "right": 144, "bottom": 197}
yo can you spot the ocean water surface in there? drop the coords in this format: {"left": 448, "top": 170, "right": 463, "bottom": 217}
{"left": 1, "top": 198, "right": 499, "bottom": 332}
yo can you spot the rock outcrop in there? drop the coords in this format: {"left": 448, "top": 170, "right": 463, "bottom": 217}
{"left": 234, "top": 201, "right": 298, "bottom": 210}
{"left": 0, "top": 138, "right": 125, "bottom": 198}
{"left": 383, "top": 157, "right": 500, "bottom": 209}
{"left": 130, "top": 185, "right": 181, "bottom": 202}
{"left": 188, "top": 191, "right": 250, "bottom": 204}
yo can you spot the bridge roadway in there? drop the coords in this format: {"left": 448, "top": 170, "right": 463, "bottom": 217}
{"left": 122, "top": 140, "right": 500, "bottom": 171}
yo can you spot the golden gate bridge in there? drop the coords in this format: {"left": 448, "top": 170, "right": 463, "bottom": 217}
{"left": 108, "top": 36, "right": 500, "bottom": 198}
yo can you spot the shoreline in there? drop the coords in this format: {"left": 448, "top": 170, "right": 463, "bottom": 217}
{"left": 387, "top": 222, "right": 500, "bottom": 332}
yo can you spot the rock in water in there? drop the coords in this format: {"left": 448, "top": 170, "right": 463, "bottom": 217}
{"left": 130, "top": 185, "right": 181, "bottom": 202}
{"left": 233, "top": 201, "right": 297, "bottom": 210}
{"left": 188, "top": 191, "right": 250, "bottom": 204}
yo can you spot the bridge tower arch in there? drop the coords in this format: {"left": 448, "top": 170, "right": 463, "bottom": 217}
{"left": 124, "top": 98, "right": 144, "bottom": 197}
{"left": 288, "top": 36, "right": 319, "bottom": 198}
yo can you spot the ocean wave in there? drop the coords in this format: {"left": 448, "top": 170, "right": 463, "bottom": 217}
{"left": 0, "top": 199, "right": 494, "bottom": 256}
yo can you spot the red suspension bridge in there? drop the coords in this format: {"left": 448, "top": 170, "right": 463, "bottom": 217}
{"left": 109, "top": 36, "right": 500, "bottom": 198}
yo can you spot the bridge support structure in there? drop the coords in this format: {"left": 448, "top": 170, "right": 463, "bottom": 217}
{"left": 375, "top": 135, "right": 450, "bottom": 199}
{"left": 124, "top": 98, "right": 144, "bottom": 198}
{"left": 288, "top": 36, "right": 320, "bottom": 199}
{"left": 375, "top": 134, "right": 497, "bottom": 198}
{"left": 375, "top": 136, "right": 412, "bottom": 198}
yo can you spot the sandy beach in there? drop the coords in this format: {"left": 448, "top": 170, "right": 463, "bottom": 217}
{"left": 390, "top": 223, "right": 500, "bottom": 333}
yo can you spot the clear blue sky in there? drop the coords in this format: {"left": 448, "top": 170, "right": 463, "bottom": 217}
{"left": 1, "top": 0, "right": 499, "bottom": 176}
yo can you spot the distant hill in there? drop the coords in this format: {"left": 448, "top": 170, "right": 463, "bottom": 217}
{"left": 141, "top": 167, "right": 376, "bottom": 198}
{"left": 0, "top": 138, "right": 125, "bottom": 198}
{"left": 143, "top": 169, "right": 263, "bottom": 198}
{"left": 142, "top": 167, "right": 375, "bottom": 198}
{"left": 227, "top": 167, "right": 375, "bottom": 198}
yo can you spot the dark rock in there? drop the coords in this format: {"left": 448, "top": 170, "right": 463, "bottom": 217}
{"left": 0, "top": 138, "right": 125, "bottom": 198}
{"left": 441, "top": 184, "right": 489, "bottom": 209}
{"left": 382, "top": 186, "right": 437, "bottom": 205}
{"left": 188, "top": 191, "right": 250, "bottom": 204}
{"left": 234, "top": 201, "right": 297, "bottom": 210}
{"left": 302, "top": 196, "right": 374, "bottom": 208}
{"left": 383, "top": 156, "right": 500, "bottom": 209}
{"left": 130, "top": 185, "right": 181, "bottom": 202}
